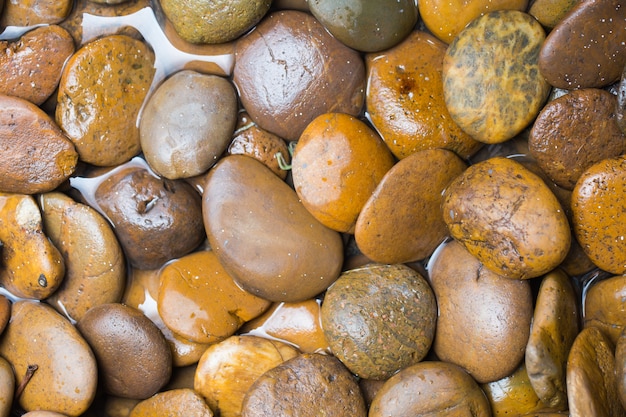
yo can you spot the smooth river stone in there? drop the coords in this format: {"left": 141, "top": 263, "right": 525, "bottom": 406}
{"left": 567, "top": 326, "right": 625, "bottom": 417}
{"left": 525, "top": 270, "right": 579, "bottom": 410}
{"left": 0, "top": 0, "right": 72, "bottom": 26}
{"left": 366, "top": 30, "right": 483, "bottom": 160}
{"left": 529, "top": 0, "right": 577, "bottom": 28}
{"left": 443, "top": 10, "right": 551, "bottom": 144}
{"left": 0, "top": 94, "right": 78, "bottom": 194}
{"left": 0, "top": 25, "right": 75, "bottom": 106}
{"left": 56, "top": 35, "right": 155, "bottom": 167}
{"left": 584, "top": 275, "right": 626, "bottom": 346}
{"left": 539, "top": 0, "right": 626, "bottom": 89}
{"left": 418, "top": 0, "right": 528, "bottom": 44}
{"left": 202, "top": 154, "right": 344, "bottom": 302}
{"left": 233, "top": 10, "right": 365, "bottom": 141}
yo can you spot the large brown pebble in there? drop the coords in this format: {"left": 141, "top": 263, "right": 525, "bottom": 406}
{"left": 539, "top": 0, "right": 626, "bottom": 89}
{"left": 321, "top": 263, "right": 437, "bottom": 380}
{"left": 241, "top": 353, "right": 367, "bottom": 417}
{"left": 443, "top": 10, "right": 550, "bottom": 144}
{"left": 428, "top": 239, "right": 533, "bottom": 383}
{"left": 233, "top": 10, "right": 365, "bottom": 141}
{"left": 525, "top": 270, "right": 579, "bottom": 410}
{"left": 369, "top": 361, "right": 491, "bottom": 417}
{"left": 442, "top": 156, "right": 571, "bottom": 279}
{"left": 157, "top": 250, "right": 270, "bottom": 344}
{"left": 0, "top": 301, "right": 98, "bottom": 416}
{"left": 195, "top": 335, "right": 299, "bottom": 417}
{"left": 584, "top": 275, "right": 626, "bottom": 346}
{"left": 355, "top": 148, "right": 467, "bottom": 264}
{"left": 571, "top": 155, "right": 626, "bottom": 274}
{"left": 203, "top": 155, "right": 343, "bottom": 302}
{"left": 0, "top": 356, "right": 14, "bottom": 417}
{"left": 161, "top": 0, "right": 271, "bottom": 44}
{"left": 529, "top": 88, "right": 626, "bottom": 190}
{"left": 56, "top": 35, "right": 155, "bottom": 167}
{"left": 92, "top": 160, "right": 205, "bottom": 270}
{"left": 140, "top": 70, "right": 238, "bottom": 179}
{"left": 0, "top": 25, "right": 75, "bottom": 106}
{"left": 366, "top": 30, "right": 482, "bottom": 160}
{"left": 0, "top": 94, "right": 78, "bottom": 194}
{"left": 566, "top": 326, "right": 625, "bottom": 417}
{"left": 0, "top": 0, "right": 72, "bottom": 25}
{"left": 77, "top": 303, "right": 172, "bottom": 399}
{"left": 41, "top": 192, "right": 126, "bottom": 322}
{"left": 129, "top": 389, "right": 213, "bottom": 417}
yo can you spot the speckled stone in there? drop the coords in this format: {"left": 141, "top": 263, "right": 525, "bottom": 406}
{"left": 539, "top": 0, "right": 626, "bottom": 89}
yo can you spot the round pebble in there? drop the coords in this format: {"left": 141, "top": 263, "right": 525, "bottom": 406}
{"left": 129, "top": 389, "right": 213, "bottom": 417}
{"left": 233, "top": 10, "right": 365, "bottom": 141}
{"left": 366, "top": 30, "right": 482, "bottom": 160}
{"left": 584, "top": 275, "right": 626, "bottom": 346}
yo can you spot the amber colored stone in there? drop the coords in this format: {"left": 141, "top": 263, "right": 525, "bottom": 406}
{"left": 366, "top": 30, "right": 482, "bottom": 160}
{"left": 0, "top": 356, "right": 14, "bottom": 416}
{"left": 566, "top": 326, "right": 625, "bottom": 417}
{"left": 0, "top": 25, "right": 75, "bottom": 106}
{"left": 291, "top": 112, "right": 395, "bottom": 233}
{"left": 571, "top": 156, "right": 626, "bottom": 275}
{"left": 0, "top": 0, "right": 72, "bottom": 25}
{"left": 428, "top": 240, "right": 533, "bottom": 384}
{"left": 123, "top": 268, "right": 211, "bottom": 368}
{"left": 0, "top": 295, "right": 10, "bottom": 336}
{"left": 355, "top": 148, "right": 467, "bottom": 264}
{"left": 0, "top": 301, "right": 98, "bottom": 415}
{"left": 369, "top": 361, "right": 491, "bottom": 417}
{"left": 56, "top": 35, "right": 155, "bottom": 167}
{"left": 584, "top": 275, "right": 626, "bottom": 346}
{"left": 617, "top": 329, "right": 626, "bottom": 410}
{"left": 539, "top": 0, "right": 626, "bottom": 89}
{"left": 129, "top": 389, "right": 213, "bottom": 417}
{"left": 157, "top": 250, "right": 271, "bottom": 344}
{"left": 418, "top": 0, "right": 528, "bottom": 44}
{"left": 482, "top": 364, "right": 547, "bottom": 417}
{"left": 239, "top": 299, "right": 330, "bottom": 354}
{"left": 443, "top": 10, "right": 550, "bottom": 144}
{"left": 194, "top": 335, "right": 299, "bottom": 417}
{"left": 525, "top": 270, "right": 579, "bottom": 410}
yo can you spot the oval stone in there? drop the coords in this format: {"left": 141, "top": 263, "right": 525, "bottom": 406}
{"left": 529, "top": 88, "right": 626, "bottom": 190}
{"left": 202, "top": 155, "right": 344, "bottom": 302}
{"left": 366, "top": 30, "right": 482, "bottom": 160}
{"left": 428, "top": 239, "right": 533, "bottom": 384}
{"left": 157, "top": 250, "right": 270, "bottom": 344}
{"left": 571, "top": 155, "right": 626, "bottom": 274}
{"left": 525, "top": 270, "right": 579, "bottom": 410}
{"left": 567, "top": 326, "right": 624, "bottom": 417}
{"left": 528, "top": 0, "right": 577, "bottom": 28}
{"left": 0, "top": 25, "right": 75, "bottom": 106}
{"left": 308, "top": 0, "right": 418, "bottom": 52}
{"left": 41, "top": 192, "right": 126, "bottom": 322}
{"left": 539, "top": 0, "right": 626, "bottom": 89}
{"left": 129, "top": 389, "right": 213, "bottom": 417}
{"left": 0, "top": 94, "right": 78, "bottom": 194}
{"left": 418, "top": 0, "right": 528, "bottom": 44}
{"left": 0, "top": 0, "right": 72, "bottom": 25}
{"left": 443, "top": 10, "right": 551, "bottom": 144}
{"left": 369, "top": 361, "right": 492, "bottom": 417}
{"left": 0, "top": 301, "right": 98, "bottom": 416}
{"left": 140, "top": 70, "right": 238, "bottom": 179}
{"left": 56, "top": 35, "right": 155, "bottom": 167}
{"left": 355, "top": 148, "right": 467, "bottom": 264}
{"left": 77, "top": 303, "right": 172, "bottom": 400}
{"left": 233, "top": 10, "right": 365, "bottom": 141}
{"left": 584, "top": 275, "right": 626, "bottom": 346}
